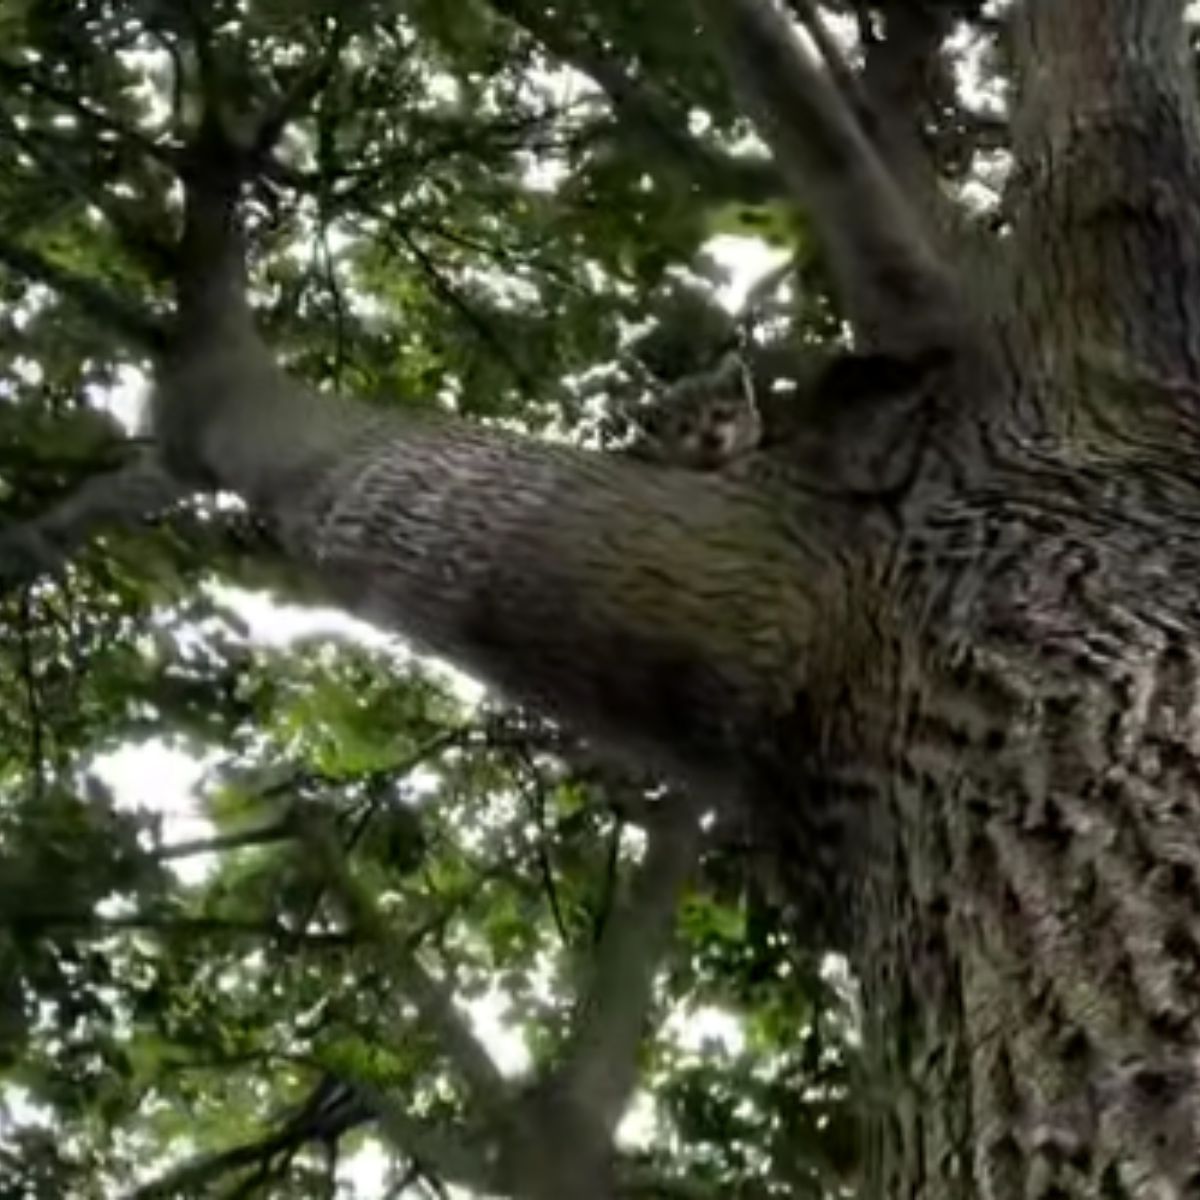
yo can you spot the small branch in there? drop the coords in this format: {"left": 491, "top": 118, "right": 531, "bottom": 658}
{"left": 342, "top": 730, "right": 463, "bottom": 855}
{"left": 317, "top": 225, "right": 348, "bottom": 390}
{"left": 0, "top": 60, "right": 177, "bottom": 166}
{"left": 515, "top": 746, "right": 570, "bottom": 945}
{"left": 15, "top": 591, "right": 47, "bottom": 805}
{"left": 732, "top": 255, "right": 796, "bottom": 340}
{"left": 0, "top": 105, "right": 175, "bottom": 277}
{"left": 0, "top": 450, "right": 189, "bottom": 594}
{"left": 483, "top": 0, "right": 784, "bottom": 205}
{"left": 557, "top": 797, "right": 703, "bottom": 1136}
{"left": 0, "top": 234, "right": 167, "bottom": 350}
{"left": 153, "top": 818, "right": 297, "bottom": 861}
{"left": 313, "top": 82, "right": 349, "bottom": 390}
{"left": 381, "top": 220, "right": 542, "bottom": 396}
{"left": 410, "top": 219, "right": 586, "bottom": 297}
{"left": 290, "top": 728, "right": 463, "bottom": 935}
{"left": 254, "top": 20, "right": 347, "bottom": 158}
{"left": 125, "top": 1083, "right": 373, "bottom": 1200}
{"left": 300, "top": 818, "right": 511, "bottom": 1115}
{"left": 130, "top": 1074, "right": 495, "bottom": 1200}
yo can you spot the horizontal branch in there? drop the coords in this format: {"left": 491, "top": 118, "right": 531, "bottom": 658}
{"left": 13, "top": 910, "right": 353, "bottom": 947}
{"left": 155, "top": 315, "right": 833, "bottom": 794}
{"left": 153, "top": 818, "right": 296, "bottom": 861}
{"left": 154, "top": 138, "right": 843, "bottom": 811}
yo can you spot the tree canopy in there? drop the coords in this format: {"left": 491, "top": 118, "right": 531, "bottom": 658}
{"left": 0, "top": 0, "right": 904, "bottom": 1194}
{"left": 4, "top": 0, "right": 1200, "bottom": 1197}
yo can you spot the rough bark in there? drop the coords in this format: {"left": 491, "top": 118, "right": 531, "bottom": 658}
{"left": 10, "top": 0, "right": 1200, "bottom": 1196}
{"left": 841, "top": 2, "right": 1200, "bottom": 1195}
{"left": 838, "top": 463, "right": 1200, "bottom": 1196}
{"left": 131, "top": 6, "right": 1200, "bottom": 1192}
{"left": 1009, "top": 0, "right": 1200, "bottom": 438}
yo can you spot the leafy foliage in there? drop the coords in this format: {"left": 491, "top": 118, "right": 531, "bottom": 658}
{"left": 0, "top": 0, "right": 1011, "bottom": 1194}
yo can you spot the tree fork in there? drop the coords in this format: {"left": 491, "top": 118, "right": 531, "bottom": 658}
{"left": 691, "top": 0, "right": 969, "bottom": 357}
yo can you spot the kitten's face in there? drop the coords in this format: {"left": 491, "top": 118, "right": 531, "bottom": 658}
{"left": 640, "top": 387, "right": 760, "bottom": 468}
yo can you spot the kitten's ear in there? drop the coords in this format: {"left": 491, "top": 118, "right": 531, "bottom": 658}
{"left": 715, "top": 351, "right": 756, "bottom": 406}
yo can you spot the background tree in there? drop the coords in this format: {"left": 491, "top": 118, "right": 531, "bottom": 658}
{"left": 1, "top": 0, "right": 1197, "bottom": 1197}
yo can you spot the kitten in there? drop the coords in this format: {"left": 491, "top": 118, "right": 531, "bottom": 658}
{"left": 628, "top": 353, "right": 761, "bottom": 470}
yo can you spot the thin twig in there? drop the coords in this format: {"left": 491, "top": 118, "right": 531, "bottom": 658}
{"left": 380, "top": 220, "right": 541, "bottom": 395}
{"left": 515, "top": 744, "right": 570, "bottom": 945}
{"left": 153, "top": 818, "right": 297, "bottom": 861}
{"left": 0, "top": 234, "right": 166, "bottom": 350}
{"left": 0, "top": 60, "right": 177, "bottom": 165}
{"left": 300, "top": 816, "right": 510, "bottom": 1113}
{"left": 0, "top": 103, "right": 175, "bottom": 277}
{"left": 16, "top": 588, "right": 46, "bottom": 805}
{"left": 254, "top": 17, "right": 348, "bottom": 157}
{"left": 483, "top": 0, "right": 783, "bottom": 204}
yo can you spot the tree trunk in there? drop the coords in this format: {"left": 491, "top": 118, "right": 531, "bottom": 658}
{"left": 16, "top": 0, "right": 1200, "bottom": 1194}
{"left": 841, "top": 3, "right": 1200, "bottom": 1193}
{"left": 843, "top": 466, "right": 1200, "bottom": 1195}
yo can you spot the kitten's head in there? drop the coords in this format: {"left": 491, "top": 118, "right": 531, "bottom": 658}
{"left": 639, "top": 355, "right": 761, "bottom": 469}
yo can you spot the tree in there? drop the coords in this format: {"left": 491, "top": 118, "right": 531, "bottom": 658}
{"left": 1, "top": 0, "right": 1197, "bottom": 1195}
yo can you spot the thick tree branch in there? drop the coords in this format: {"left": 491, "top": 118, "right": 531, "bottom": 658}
{"left": 858, "top": 2, "right": 956, "bottom": 222}
{"left": 789, "top": 0, "right": 872, "bottom": 127}
{"left": 0, "top": 235, "right": 167, "bottom": 350}
{"left": 557, "top": 797, "right": 703, "bottom": 1136}
{"left": 483, "top": 0, "right": 784, "bottom": 205}
{"left": 692, "top": 0, "right": 963, "bottom": 354}
{"left": 153, "top": 102, "right": 844, "bottom": 824}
